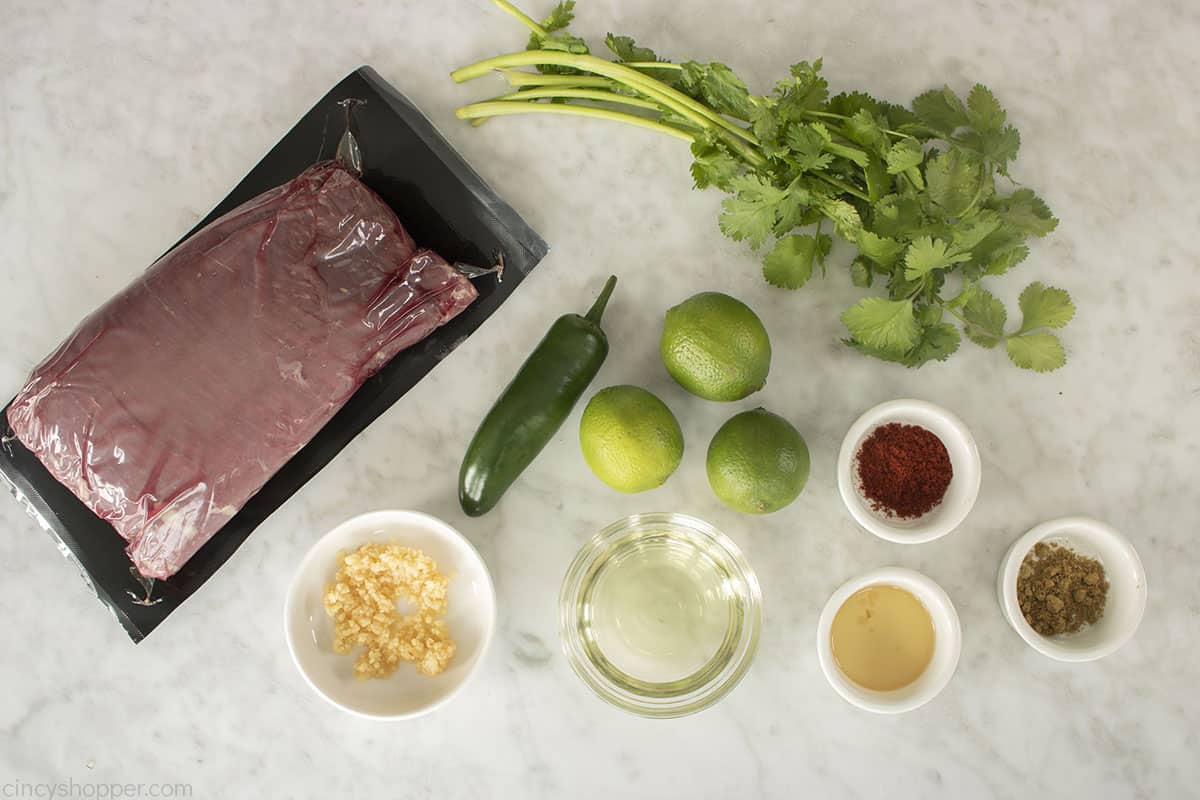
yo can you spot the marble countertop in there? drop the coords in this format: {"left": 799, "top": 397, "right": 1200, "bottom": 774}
{"left": 1, "top": 0, "right": 1196, "bottom": 797}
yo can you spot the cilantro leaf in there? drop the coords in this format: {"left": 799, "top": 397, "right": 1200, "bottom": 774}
{"left": 848, "top": 318, "right": 959, "bottom": 367}
{"left": 885, "top": 140, "right": 924, "bottom": 174}
{"left": 949, "top": 213, "right": 1002, "bottom": 254}
{"left": 763, "top": 233, "right": 831, "bottom": 289}
{"left": 903, "top": 235, "right": 971, "bottom": 279}
{"left": 681, "top": 61, "right": 756, "bottom": 120}
{"left": 857, "top": 229, "right": 906, "bottom": 267}
{"left": 845, "top": 338, "right": 905, "bottom": 364}
{"left": 750, "top": 103, "right": 788, "bottom": 159}
{"left": 880, "top": 101, "right": 920, "bottom": 130}
{"left": 1017, "top": 282, "right": 1075, "bottom": 331}
{"left": 817, "top": 196, "right": 863, "bottom": 240}
{"left": 926, "top": 149, "right": 983, "bottom": 218}
{"left": 718, "top": 174, "right": 788, "bottom": 248}
{"left": 772, "top": 185, "right": 813, "bottom": 234}
{"left": 850, "top": 258, "right": 873, "bottom": 287}
{"left": 844, "top": 110, "right": 886, "bottom": 152}
{"left": 751, "top": 103, "right": 780, "bottom": 143}
{"left": 526, "top": 3, "right": 587, "bottom": 73}
{"left": 871, "top": 194, "right": 925, "bottom": 239}
{"left": 987, "top": 126, "right": 1021, "bottom": 173}
{"left": 541, "top": 0, "right": 576, "bottom": 31}
{"left": 827, "top": 91, "right": 881, "bottom": 119}
{"left": 916, "top": 304, "right": 943, "bottom": 326}
{"left": 603, "top": 33, "right": 681, "bottom": 84}
{"left": 824, "top": 141, "right": 871, "bottom": 168}
{"left": 538, "top": 32, "right": 589, "bottom": 54}
{"left": 1006, "top": 333, "right": 1066, "bottom": 372}
{"left": 961, "top": 287, "right": 1007, "bottom": 347}
{"left": 776, "top": 60, "right": 829, "bottom": 119}
{"left": 912, "top": 86, "right": 969, "bottom": 135}
{"left": 690, "top": 134, "right": 741, "bottom": 190}
{"left": 785, "top": 123, "right": 834, "bottom": 172}
{"left": 983, "top": 243, "right": 1029, "bottom": 275}
{"left": 959, "top": 126, "right": 1021, "bottom": 173}
{"left": 678, "top": 61, "right": 707, "bottom": 96}
{"left": 604, "top": 33, "right": 657, "bottom": 62}
{"left": 864, "top": 154, "right": 891, "bottom": 203}
{"left": 967, "top": 222, "right": 1028, "bottom": 275}
{"left": 906, "top": 322, "right": 961, "bottom": 366}
{"left": 990, "top": 188, "right": 1059, "bottom": 236}
{"left": 842, "top": 297, "right": 920, "bottom": 355}
{"left": 704, "top": 63, "right": 756, "bottom": 119}
{"left": 966, "top": 84, "right": 1006, "bottom": 133}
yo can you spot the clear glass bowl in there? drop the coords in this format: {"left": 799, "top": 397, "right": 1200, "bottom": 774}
{"left": 559, "top": 512, "right": 762, "bottom": 718}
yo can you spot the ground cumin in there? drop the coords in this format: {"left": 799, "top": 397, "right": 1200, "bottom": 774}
{"left": 1016, "top": 541, "right": 1108, "bottom": 636}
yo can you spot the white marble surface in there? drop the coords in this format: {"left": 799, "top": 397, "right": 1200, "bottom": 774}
{"left": 1, "top": 0, "right": 1197, "bottom": 797}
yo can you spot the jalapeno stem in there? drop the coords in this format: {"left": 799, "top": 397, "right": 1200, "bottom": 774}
{"left": 585, "top": 276, "right": 618, "bottom": 324}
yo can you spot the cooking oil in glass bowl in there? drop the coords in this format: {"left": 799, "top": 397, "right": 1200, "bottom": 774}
{"left": 560, "top": 513, "right": 761, "bottom": 717}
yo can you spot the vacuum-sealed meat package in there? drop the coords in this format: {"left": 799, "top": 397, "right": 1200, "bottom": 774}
{"left": 7, "top": 161, "right": 478, "bottom": 579}
{"left": 0, "top": 67, "right": 546, "bottom": 641}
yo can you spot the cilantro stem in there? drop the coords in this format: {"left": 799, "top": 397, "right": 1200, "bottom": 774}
{"left": 955, "top": 171, "right": 992, "bottom": 218}
{"left": 494, "top": 87, "right": 663, "bottom": 111}
{"left": 813, "top": 172, "right": 869, "bottom": 202}
{"left": 451, "top": 50, "right": 764, "bottom": 165}
{"left": 940, "top": 300, "right": 1007, "bottom": 339}
{"left": 455, "top": 100, "right": 697, "bottom": 142}
{"left": 940, "top": 302, "right": 965, "bottom": 322}
{"left": 489, "top": 0, "right": 547, "bottom": 36}
{"left": 825, "top": 140, "right": 870, "bottom": 165}
{"left": 500, "top": 70, "right": 615, "bottom": 90}
{"left": 623, "top": 61, "right": 683, "bottom": 71}
{"left": 801, "top": 110, "right": 915, "bottom": 139}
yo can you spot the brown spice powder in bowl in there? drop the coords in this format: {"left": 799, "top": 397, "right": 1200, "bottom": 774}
{"left": 1016, "top": 541, "right": 1109, "bottom": 636}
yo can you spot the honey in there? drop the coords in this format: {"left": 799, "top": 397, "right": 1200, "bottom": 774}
{"left": 830, "top": 584, "right": 935, "bottom": 691}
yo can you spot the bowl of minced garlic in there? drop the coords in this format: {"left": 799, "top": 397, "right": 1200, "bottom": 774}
{"left": 325, "top": 543, "right": 456, "bottom": 679}
{"left": 998, "top": 517, "right": 1146, "bottom": 662}
{"left": 285, "top": 511, "right": 496, "bottom": 719}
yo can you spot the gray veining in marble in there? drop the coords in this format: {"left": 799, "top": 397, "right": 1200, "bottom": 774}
{"left": 1, "top": 0, "right": 1197, "bottom": 797}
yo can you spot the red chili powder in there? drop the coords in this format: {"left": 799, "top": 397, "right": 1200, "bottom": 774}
{"left": 855, "top": 423, "right": 953, "bottom": 519}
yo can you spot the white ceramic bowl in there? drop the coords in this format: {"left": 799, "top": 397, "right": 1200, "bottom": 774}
{"left": 837, "top": 399, "right": 981, "bottom": 543}
{"left": 997, "top": 516, "right": 1146, "bottom": 662}
{"left": 816, "top": 567, "right": 962, "bottom": 714}
{"left": 284, "top": 510, "right": 496, "bottom": 720}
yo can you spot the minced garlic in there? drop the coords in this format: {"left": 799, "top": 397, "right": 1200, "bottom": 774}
{"left": 323, "top": 543, "right": 456, "bottom": 679}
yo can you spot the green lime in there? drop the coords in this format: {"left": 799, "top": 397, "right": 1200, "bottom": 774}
{"left": 579, "top": 385, "right": 684, "bottom": 493}
{"left": 706, "top": 408, "right": 809, "bottom": 514}
{"left": 660, "top": 291, "right": 771, "bottom": 402}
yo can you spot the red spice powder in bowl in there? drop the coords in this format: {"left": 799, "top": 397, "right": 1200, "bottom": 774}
{"left": 855, "top": 422, "right": 953, "bottom": 520}
{"left": 837, "top": 400, "right": 981, "bottom": 543}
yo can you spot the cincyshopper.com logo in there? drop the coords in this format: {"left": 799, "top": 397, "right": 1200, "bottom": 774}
{"left": 2, "top": 780, "right": 192, "bottom": 799}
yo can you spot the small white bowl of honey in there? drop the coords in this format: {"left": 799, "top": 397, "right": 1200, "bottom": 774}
{"left": 816, "top": 567, "right": 961, "bottom": 714}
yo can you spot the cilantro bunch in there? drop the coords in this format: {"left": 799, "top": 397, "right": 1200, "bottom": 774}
{"left": 452, "top": 0, "right": 1075, "bottom": 371}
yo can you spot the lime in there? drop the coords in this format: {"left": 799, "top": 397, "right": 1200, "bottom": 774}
{"left": 580, "top": 385, "right": 684, "bottom": 493}
{"left": 706, "top": 408, "right": 809, "bottom": 514}
{"left": 660, "top": 292, "right": 771, "bottom": 402}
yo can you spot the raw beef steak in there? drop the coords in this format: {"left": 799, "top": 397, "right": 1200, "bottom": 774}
{"left": 7, "top": 162, "right": 477, "bottom": 579}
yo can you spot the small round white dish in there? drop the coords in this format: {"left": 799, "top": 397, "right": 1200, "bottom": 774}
{"left": 816, "top": 567, "right": 961, "bottom": 714}
{"left": 997, "top": 516, "right": 1146, "bottom": 662}
{"left": 284, "top": 510, "right": 496, "bottom": 720}
{"left": 837, "top": 399, "right": 981, "bottom": 544}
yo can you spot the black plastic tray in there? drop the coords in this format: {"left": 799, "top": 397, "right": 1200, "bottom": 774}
{"left": 0, "top": 66, "right": 547, "bottom": 642}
